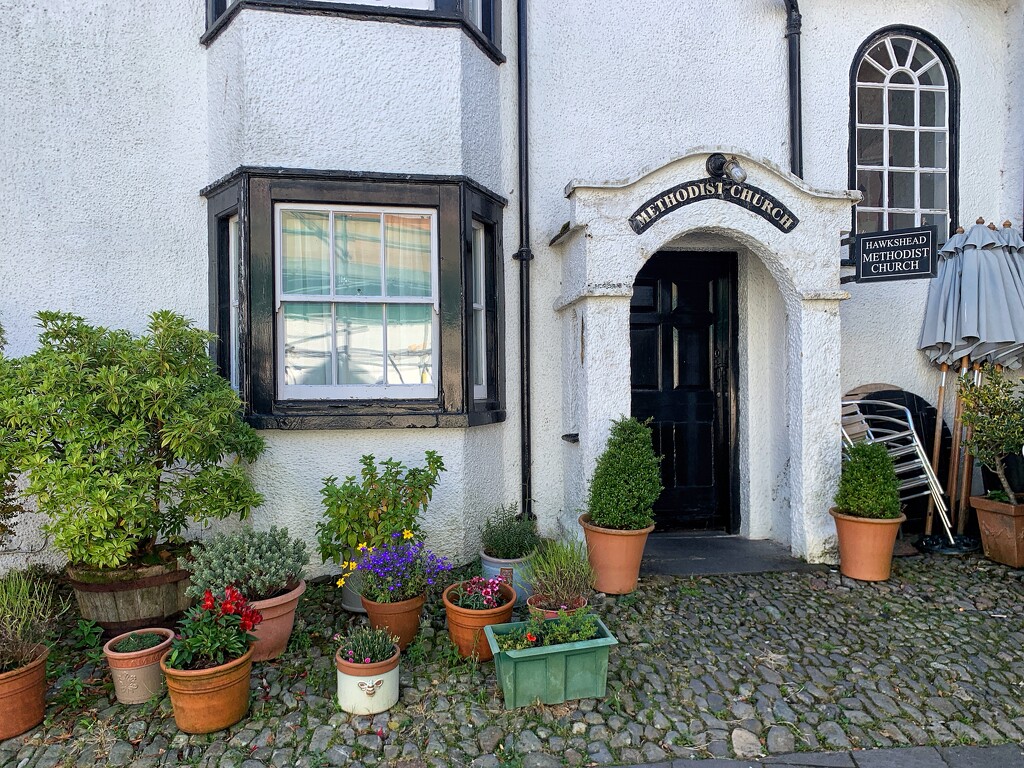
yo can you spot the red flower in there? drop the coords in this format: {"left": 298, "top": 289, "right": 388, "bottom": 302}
{"left": 525, "top": 632, "right": 537, "bottom": 643}
{"left": 201, "top": 590, "right": 216, "bottom": 611}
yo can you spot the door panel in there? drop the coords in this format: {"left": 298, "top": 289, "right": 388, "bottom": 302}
{"left": 630, "top": 252, "right": 736, "bottom": 531}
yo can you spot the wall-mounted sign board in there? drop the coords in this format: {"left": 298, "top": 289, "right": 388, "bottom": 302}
{"left": 628, "top": 177, "right": 799, "bottom": 235}
{"left": 854, "top": 226, "right": 937, "bottom": 283}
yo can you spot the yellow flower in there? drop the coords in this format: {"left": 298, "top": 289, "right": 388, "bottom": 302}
{"left": 357, "top": 542, "right": 368, "bottom": 551}
{"left": 336, "top": 577, "right": 346, "bottom": 587}
{"left": 402, "top": 529, "right": 414, "bottom": 540}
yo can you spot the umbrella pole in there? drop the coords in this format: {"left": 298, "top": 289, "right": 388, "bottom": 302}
{"left": 956, "top": 362, "right": 982, "bottom": 535}
{"left": 925, "top": 363, "right": 949, "bottom": 536}
{"left": 946, "top": 357, "right": 969, "bottom": 528}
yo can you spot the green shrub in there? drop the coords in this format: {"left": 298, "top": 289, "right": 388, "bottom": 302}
{"left": 0, "top": 311, "right": 266, "bottom": 569}
{"left": 960, "top": 365, "right": 1024, "bottom": 504}
{"left": 834, "top": 442, "right": 902, "bottom": 519}
{"left": 0, "top": 571, "right": 69, "bottom": 672}
{"left": 111, "top": 631, "right": 165, "bottom": 654}
{"left": 187, "top": 527, "right": 309, "bottom": 602}
{"left": 526, "top": 538, "right": 594, "bottom": 611}
{"left": 336, "top": 626, "right": 398, "bottom": 665}
{"left": 317, "top": 452, "right": 445, "bottom": 565}
{"left": 496, "top": 610, "right": 599, "bottom": 651}
{"left": 586, "top": 417, "right": 663, "bottom": 530}
{"left": 480, "top": 503, "right": 539, "bottom": 560}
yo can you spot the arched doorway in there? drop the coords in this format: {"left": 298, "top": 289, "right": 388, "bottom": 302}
{"left": 630, "top": 251, "right": 737, "bottom": 531}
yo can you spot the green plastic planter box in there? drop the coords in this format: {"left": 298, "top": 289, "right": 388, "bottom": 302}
{"left": 483, "top": 617, "right": 618, "bottom": 709}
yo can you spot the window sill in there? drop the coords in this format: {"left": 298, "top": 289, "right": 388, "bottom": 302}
{"left": 247, "top": 407, "right": 506, "bottom": 430}
{"left": 201, "top": 0, "right": 505, "bottom": 65}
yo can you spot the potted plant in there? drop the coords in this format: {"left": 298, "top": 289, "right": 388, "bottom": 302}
{"left": 525, "top": 538, "right": 595, "bottom": 619}
{"left": 350, "top": 533, "right": 451, "bottom": 650}
{"left": 102, "top": 628, "right": 175, "bottom": 704}
{"left": 442, "top": 575, "right": 516, "bottom": 661}
{"left": 961, "top": 366, "right": 1024, "bottom": 566}
{"left": 483, "top": 610, "right": 618, "bottom": 709}
{"left": 187, "top": 527, "right": 309, "bottom": 661}
{"left": 334, "top": 626, "right": 401, "bottom": 715}
{"left": 318, "top": 452, "right": 445, "bottom": 613}
{"left": 0, "top": 311, "right": 265, "bottom": 634}
{"left": 160, "top": 586, "right": 262, "bottom": 734}
{"left": 480, "top": 503, "right": 539, "bottom": 606}
{"left": 579, "top": 417, "right": 662, "bottom": 595}
{"left": 0, "top": 571, "right": 67, "bottom": 740}
{"left": 829, "top": 442, "right": 905, "bottom": 581}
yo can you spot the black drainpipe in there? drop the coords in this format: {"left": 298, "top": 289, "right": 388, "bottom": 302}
{"left": 514, "top": 0, "right": 534, "bottom": 518}
{"left": 784, "top": 0, "right": 803, "bottom": 177}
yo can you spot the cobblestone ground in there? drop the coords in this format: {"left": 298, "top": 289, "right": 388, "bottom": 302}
{"left": 4, "top": 554, "right": 1024, "bottom": 768}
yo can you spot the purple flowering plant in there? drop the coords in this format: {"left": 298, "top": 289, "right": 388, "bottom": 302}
{"left": 356, "top": 533, "right": 453, "bottom": 604}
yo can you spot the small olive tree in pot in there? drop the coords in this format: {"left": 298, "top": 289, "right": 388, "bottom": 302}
{"left": 0, "top": 311, "right": 265, "bottom": 632}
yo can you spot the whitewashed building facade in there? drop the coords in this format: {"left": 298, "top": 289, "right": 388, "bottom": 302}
{"left": 1, "top": 0, "right": 1022, "bottom": 570}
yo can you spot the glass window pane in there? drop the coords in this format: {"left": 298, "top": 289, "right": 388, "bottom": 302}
{"left": 868, "top": 41, "right": 893, "bottom": 70}
{"left": 857, "top": 170, "right": 884, "bottom": 207}
{"left": 920, "top": 91, "right": 945, "bottom": 127}
{"left": 858, "top": 210, "right": 884, "bottom": 234}
{"left": 920, "top": 132, "right": 947, "bottom": 168}
{"left": 386, "top": 304, "right": 433, "bottom": 386}
{"left": 857, "top": 129, "right": 884, "bottom": 165}
{"left": 922, "top": 213, "right": 949, "bottom": 244}
{"left": 921, "top": 172, "right": 947, "bottom": 209}
{"left": 335, "top": 213, "right": 382, "bottom": 296}
{"left": 919, "top": 62, "right": 945, "bottom": 86}
{"left": 857, "top": 59, "right": 885, "bottom": 83}
{"left": 890, "top": 71, "right": 914, "bottom": 85}
{"left": 911, "top": 44, "right": 936, "bottom": 72}
{"left": 385, "top": 214, "right": 432, "bottom": 297}
{"left": 888, "top": 171, "right": 915, "bottom": 209}
{"left": 281, "top": 211, "right": 330, "bottom": 295}
{"left": 889, "top": 131, "right": 915, "bottom": 166}
{"left": 473, "top": 308, "right": 485, "bottom": 387}
{"left": 336, "top": 304, "right": 384, "bottom": 386}
{"left": 890, "top": 37, "right": 913, "bottom": 68}
{"left": 857, "top": 88, "right": 883, "bottom": 124}
{"left": 888, "top": 89, "right": 915, "bottom": 125}
{"left": 890, "top": 212, "right": 917, "bottom": 230}
{"left": 283, "top": 303, "right": 332, "bottom": 386}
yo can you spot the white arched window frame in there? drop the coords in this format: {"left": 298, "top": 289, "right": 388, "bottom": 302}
{"left": 854, "top": 33, "right": 953, "bottom": 243}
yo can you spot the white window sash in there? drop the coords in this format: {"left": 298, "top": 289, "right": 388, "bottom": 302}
{"left": 471, "top": 221, "right": 487, "bottom": 401}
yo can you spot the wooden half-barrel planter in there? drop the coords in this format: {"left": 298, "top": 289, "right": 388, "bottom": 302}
{"left": 483, "top": 617, "right": 618, "bottom": 709}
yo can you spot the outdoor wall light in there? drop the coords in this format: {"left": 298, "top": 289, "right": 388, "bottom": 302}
{"left": 706, "top": 153, "right": 747, "bottom": 184}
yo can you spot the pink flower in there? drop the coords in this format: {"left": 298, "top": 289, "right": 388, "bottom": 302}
{"left": 364, "top": 657, "right": 371, "bottom": 663}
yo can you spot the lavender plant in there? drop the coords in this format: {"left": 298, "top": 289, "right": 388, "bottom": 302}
{"left": 356, "top": 534, "right": 452, "bottom": 604}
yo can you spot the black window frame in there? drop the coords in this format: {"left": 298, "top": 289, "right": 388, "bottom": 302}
{"left": 203, "top": 0, "right": 503, "bottom": 63}
{"left": 848, "top": 25, "right": 960, "bottom": 239}
{"left": 204, "top": 168, "right": 506, "bottom": 430}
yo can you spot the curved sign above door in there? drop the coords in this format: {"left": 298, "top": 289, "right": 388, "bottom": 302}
{"left": 628, "top": 177, "right": 800, "bottom": 235}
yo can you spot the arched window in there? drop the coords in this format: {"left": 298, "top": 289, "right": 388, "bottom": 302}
{"left": 851, "top": 29, "right": 958, "bottom": 243}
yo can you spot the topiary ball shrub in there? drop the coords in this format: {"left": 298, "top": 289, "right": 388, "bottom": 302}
{"left": 834, "top": 442, "right": 902, "bottom": 519}
{"left": 586, "top": 417, "right": 663, "bottom": 530}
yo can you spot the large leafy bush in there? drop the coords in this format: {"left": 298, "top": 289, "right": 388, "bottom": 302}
{"left": 0, "top": 311, "right": 266, "bottom": 569}
{"left": 187, "top": 527, "right": 309, "bottom": 602}
{"left": 960, "top": 365, "right": 1024, "bottom": 504}
{"left": 834, "top": 442, "right": 901, "bottom": 519}
{"left": 586, "top": 417, "right": 663, "bottom": 530}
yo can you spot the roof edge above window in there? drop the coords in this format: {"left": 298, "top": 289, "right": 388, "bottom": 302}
{"left": 201, "top": 0, "right": 505, "bottom": 64}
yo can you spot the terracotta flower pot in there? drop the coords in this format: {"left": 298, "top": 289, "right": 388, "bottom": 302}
{"left": 0, "top": 646, "right": 48, "bottom": 741}
{"left": 442, "top": 582, "right": 516, "bottom": 661}
{"left": 525, "top": 595, "right": 588, "bottom": 620}
{"left": 361, "top": 593, "right": 425, "bottom": 651}
{"left": 335, "top": 644, "right": 400, "bottom": 714}
{"left": 970, "top": 496, "right": 1024, "bottom": 567}
{"left": 250, "top": 580, "right": 306, "bottom": 661}
{"left": 161, "top": 645, "right": 254, "bottom": 734}
{"left": 103, "top": 628, "right": 174, "bottom": 705}
{"left": 829, "top": 508, "right": 906, "bottom": 581}
{"left": 578, "top": 514, "right": 655, "bottom": 595}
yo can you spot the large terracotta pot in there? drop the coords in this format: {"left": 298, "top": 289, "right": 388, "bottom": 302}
{"left": 103, "top": 628, "right": 174, "bottom": 704}
{"left": 830, "top": 508, "right": 906, "bottom": 581}
{"left": 335, "top": 644, "right": 400, "bottom": 714}
{"left": 161, "top": 645, "right": 254, "bottom": 734}
{"left": 0, "top": 646, "right": 48, "bottom": 740}
{"left": 480, "top": 550, "right": 534, "bottom": 606}
{"left": 67, "top": 554, "right": 191, "bottom": 636}
{"left": 578, "top": 514, "right": 655, "bottom": 595}
{"left": 361, "top": 593, "right": 425, "bottom": 651}
{"left": 971, "top": 496, "right": 1024, "bottom": 568}
{"left": 442, "top": 582, "right": 516, "bottom": 661}
{"left": 526, "top": 595, "right": 588, "bottom": 620}
{"left": 250, "top": 580, "right": 306, "bottom": 661}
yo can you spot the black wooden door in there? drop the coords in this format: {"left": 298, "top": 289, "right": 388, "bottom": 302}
{"left": 630, "top": 252, "right": 737, "bottom": 531}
